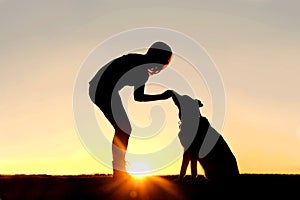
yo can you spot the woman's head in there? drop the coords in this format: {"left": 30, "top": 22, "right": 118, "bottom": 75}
{"left": 146, "top": 41, "right": 172, "bottom": 75}
{"left": 146, "top": 41, "right": 172, "bottom": 64}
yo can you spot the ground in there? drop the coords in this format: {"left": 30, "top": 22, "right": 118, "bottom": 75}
{"left": 0, "top": 174, "right": 299, "bottom": 199}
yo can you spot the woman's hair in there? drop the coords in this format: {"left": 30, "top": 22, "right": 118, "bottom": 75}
{"left": 146, "top": 41, "right": 172, "bottom": 64}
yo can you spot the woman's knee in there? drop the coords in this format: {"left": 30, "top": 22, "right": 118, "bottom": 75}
{"left": 116, "top": 122, "right": 132, "bottom": 135}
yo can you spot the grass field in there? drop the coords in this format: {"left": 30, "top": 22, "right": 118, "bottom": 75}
{"left": 0, "top": 174, "right": 299, "bottom": 199}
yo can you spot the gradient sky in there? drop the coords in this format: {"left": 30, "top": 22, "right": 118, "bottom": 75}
{"left": 1, "top": 0, "right": 300, "bottom": 175}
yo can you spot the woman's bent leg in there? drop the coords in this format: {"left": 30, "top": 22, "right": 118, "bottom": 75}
{"left": 102, "top": 94, "right": 132, "bottom": 178}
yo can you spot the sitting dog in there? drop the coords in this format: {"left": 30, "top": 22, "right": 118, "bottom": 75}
{"left": 171, "top": 91, "right": 239, "bottom": 183}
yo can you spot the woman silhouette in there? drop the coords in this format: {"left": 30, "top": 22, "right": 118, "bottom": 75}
{"left": 89, "top": 41, "right": 173, "bottom": 179}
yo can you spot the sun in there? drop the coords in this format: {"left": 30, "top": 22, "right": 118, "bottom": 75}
{"left": 127, "top": 161, "right": 152, "bottom": 178}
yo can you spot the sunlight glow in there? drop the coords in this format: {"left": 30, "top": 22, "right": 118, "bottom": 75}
{"left": 127, "top": 161, "right": 152, "bottom": 178}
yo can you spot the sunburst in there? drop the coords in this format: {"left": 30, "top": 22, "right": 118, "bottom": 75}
{"left": 127, "top": 161, "right": 152, "bottom": 178}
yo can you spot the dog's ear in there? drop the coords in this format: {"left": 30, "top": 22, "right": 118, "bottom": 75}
{"left": 197, "top": 100, "right": 203, "bottom": 107}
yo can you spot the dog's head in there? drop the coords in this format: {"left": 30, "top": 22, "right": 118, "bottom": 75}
{"left": 172, "top": 91, "right": 203, "bottom": 109}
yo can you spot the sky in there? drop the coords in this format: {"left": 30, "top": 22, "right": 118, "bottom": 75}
{"left": 1, "top": 0, "right": 300, "bottom": 175}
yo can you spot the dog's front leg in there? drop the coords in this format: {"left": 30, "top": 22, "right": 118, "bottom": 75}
{"left": 179, "top": 151, "right": 190, "bottom": 182}
{"left": 190, "top": 153, "right": 198, "bottom": 183}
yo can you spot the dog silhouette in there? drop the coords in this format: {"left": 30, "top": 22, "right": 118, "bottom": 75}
{"left": 171, "top": 91, "right": 239, "bottom": 183}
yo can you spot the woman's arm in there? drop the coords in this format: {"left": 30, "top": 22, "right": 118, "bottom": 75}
{"left": 134, "top": 85, "right": 173, "bottom": 102}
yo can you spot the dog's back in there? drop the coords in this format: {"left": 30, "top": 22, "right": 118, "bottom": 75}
{"left": 197, "top": 122, "right": 239, "bottom": 181}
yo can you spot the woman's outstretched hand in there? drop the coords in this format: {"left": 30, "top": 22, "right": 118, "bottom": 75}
{"left": 161, "top": 90, "right": 175, "bottom": 99}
